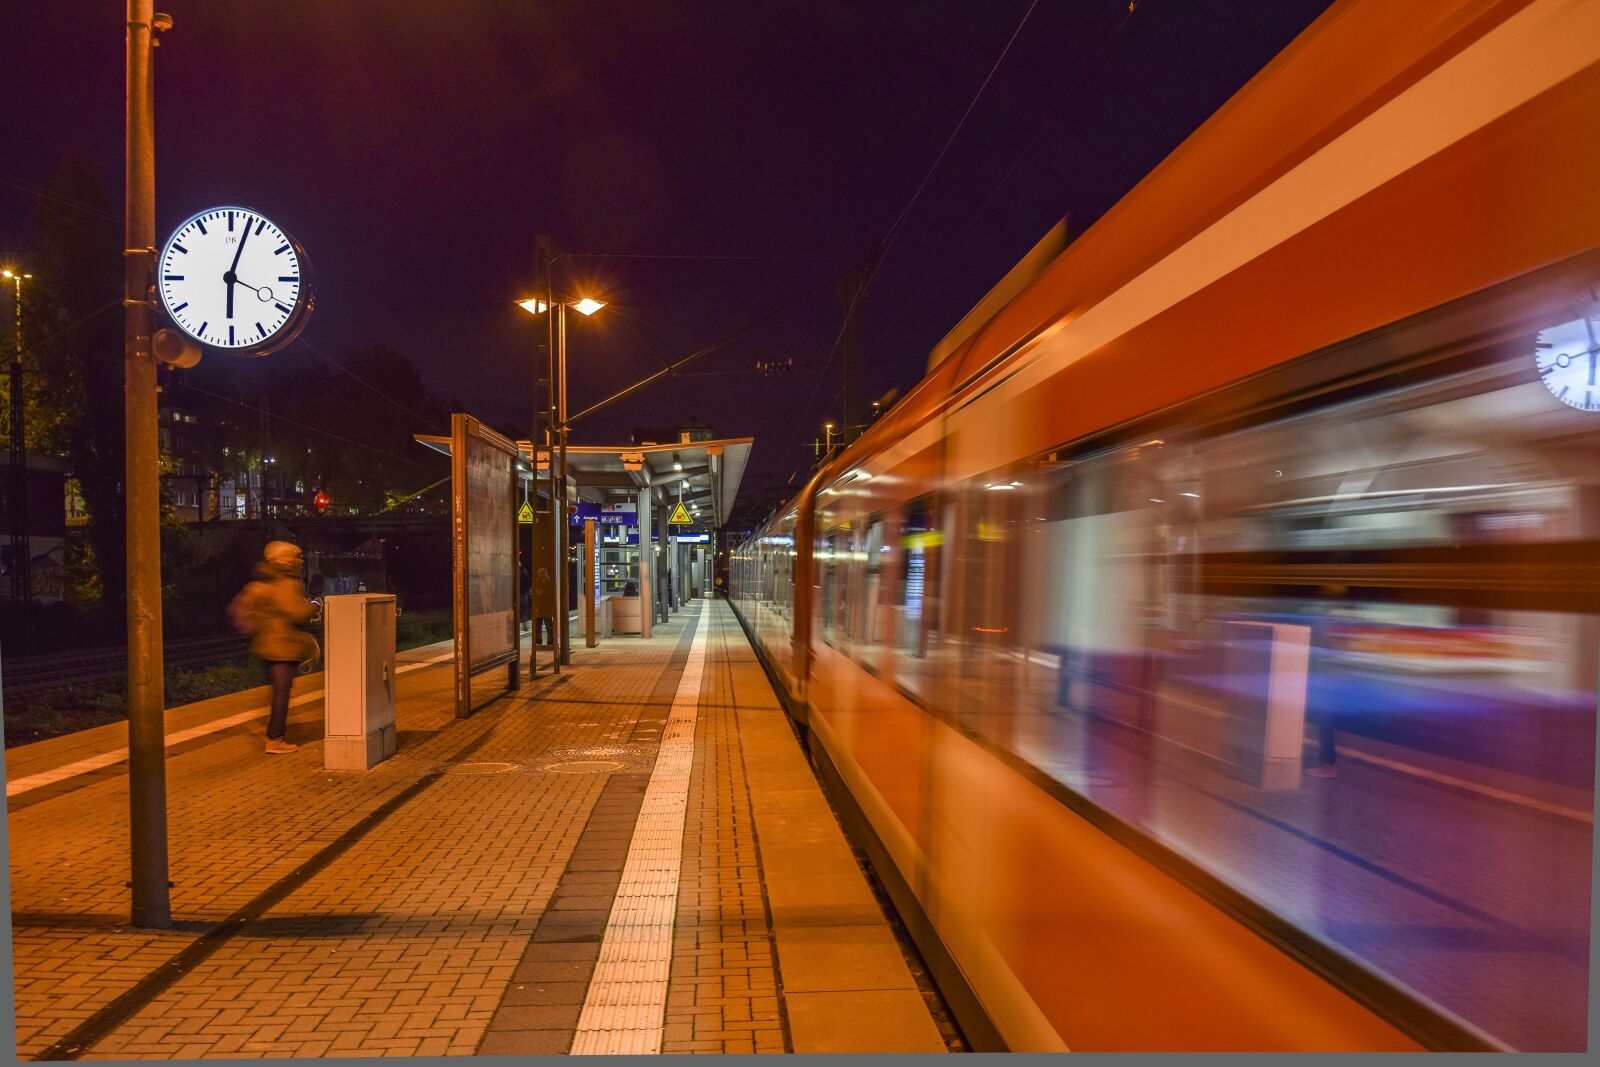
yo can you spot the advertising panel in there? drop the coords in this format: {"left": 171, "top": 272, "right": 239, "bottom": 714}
{"left": 451, "top": 413, "right": 521, "bottom": 716}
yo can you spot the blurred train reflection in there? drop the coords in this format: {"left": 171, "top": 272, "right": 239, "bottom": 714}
{"left": 734, "top": 0, "right": 1599, "bottom": 1052}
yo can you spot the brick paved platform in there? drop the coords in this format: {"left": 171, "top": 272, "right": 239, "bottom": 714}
{"left": 4, "top": 598, "right": 948, "bottom": 1058}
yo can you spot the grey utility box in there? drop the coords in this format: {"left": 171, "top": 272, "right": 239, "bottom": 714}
{"left": 1219, "top": 619, "right": 1311, "bottom": 791}
{"left": 323, "top": 593, "right": 398, "bottom": 771}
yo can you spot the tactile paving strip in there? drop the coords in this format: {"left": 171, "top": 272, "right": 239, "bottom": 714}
{"left": 568, "top": 608, "right": 708, "bottom": 1055}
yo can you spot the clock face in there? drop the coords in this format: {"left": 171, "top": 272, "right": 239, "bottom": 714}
{"left": 158, "top": 206, "right": 308, "bottom": 350}
{"left": 1535, "top": 310, "right": 1600, "bottom": 413}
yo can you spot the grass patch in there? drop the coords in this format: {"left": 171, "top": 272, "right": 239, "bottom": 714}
{"left": 5, "top": 625, "right": 454, "bottom": 749}
{"left": 4, "top": 657, "right": 267, "bottom": 748}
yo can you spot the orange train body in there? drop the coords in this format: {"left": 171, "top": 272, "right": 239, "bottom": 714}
{"left": 734, "top": 0, "right": 1600, "bottom": 1052}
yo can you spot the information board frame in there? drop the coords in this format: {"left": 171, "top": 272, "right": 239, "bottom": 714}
{"left": 451, "top": 413, "right": 521, "bottom": 717}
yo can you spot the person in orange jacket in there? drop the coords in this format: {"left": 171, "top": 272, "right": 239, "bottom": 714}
{"left": 230, "top": 541, "right": 319, "bottom": 754}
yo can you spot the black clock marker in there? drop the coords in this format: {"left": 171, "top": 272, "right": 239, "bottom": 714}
{"left": 273, "top": 244, "right": 290, "bottom": 255}
{"left": 228, "top": 211, "right": 234, "bottom": 231}
{"left": 255, "top": 218, "right": 266, "bottom": 235}
{"left": 172, "top": 302, "right": 188, "bottom": 313}
{"left": 172, "top": 243, "right": 187, "bottom": 254}
{"left": 195, "top": 219, "right": 207, "bottom": 236}
{"left": 277, "top": 276, "right": 298, "bottom": 282}
{"left": 275, "top": 303, "right": 292, "bottom": 314}
{"left": 198, "top": 320, "right": 208, "bottom": 336}
{"left": 229, "top": 325, "right": 235, "bottom": 345}
{"left": 255, "top": 321, "right": 266, "bottom": 336}
{"left": 163, "top": 274, "right": 184, "bottom": 281}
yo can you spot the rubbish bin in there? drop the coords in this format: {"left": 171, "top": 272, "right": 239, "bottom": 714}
{"left": 324, "top": 593, "right": 397, "bottom": 770}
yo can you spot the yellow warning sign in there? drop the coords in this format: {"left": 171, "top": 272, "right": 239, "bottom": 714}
{"left": 517, "top": 500, "right": 535, "bottom": 524}
{"left": 667, "top": 500, "right": 693, "bottom": 525}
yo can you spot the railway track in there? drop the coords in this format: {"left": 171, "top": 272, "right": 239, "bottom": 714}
{"left": 2, "top": 610, "right": 450, "bottom": 699}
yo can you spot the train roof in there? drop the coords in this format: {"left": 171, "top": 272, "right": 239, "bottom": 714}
{"left": 834, "top": 0, "right": 1593, "bottom": 484}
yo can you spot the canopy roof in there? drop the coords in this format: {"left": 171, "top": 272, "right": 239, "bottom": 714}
{"left": 415, "top": 433, "right": 753, "bottom": 532}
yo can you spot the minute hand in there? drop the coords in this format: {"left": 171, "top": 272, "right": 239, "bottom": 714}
{"left": 225, "top": 216, "right": 252, "bottom": 318}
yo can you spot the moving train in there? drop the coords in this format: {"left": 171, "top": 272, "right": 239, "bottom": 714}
{"left": 731, "top": 0, "right": 1599, "bottom": 1052}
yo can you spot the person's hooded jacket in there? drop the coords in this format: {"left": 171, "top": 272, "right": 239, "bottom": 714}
{"left": 244, "top": 547, "right": 317, "bottom": 662}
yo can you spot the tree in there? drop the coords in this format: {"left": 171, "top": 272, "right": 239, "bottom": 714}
{"left": 27, "top": 158, "right": 129, "bottom": 605}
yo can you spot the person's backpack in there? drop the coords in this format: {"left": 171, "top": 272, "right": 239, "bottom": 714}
{"left": 227, "top": 581, "right": 264, "bottom": 635}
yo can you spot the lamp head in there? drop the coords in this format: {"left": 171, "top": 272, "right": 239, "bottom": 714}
{"left": 571, "top": 297, "right": 606, "bottom": 316}
{"left": 516, "top": 298, "right": 551, "bottom": 316}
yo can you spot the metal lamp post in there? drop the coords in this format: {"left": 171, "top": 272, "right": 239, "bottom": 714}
{"left": 5, "top": 268, "right": 33, "bottom": 620}
{"left": 125, "top": 0, "right": 171, "bottom": 929}
{"left": 516, "top": 290, "right": 605, "bottom": 669}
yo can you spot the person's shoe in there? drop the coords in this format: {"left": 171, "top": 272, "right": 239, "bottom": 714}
{"left": 1305, "top": 764, "right": 1337, "bottom": 779}
{"left": 264, "top": 737, "right": 298, "bottom": 754}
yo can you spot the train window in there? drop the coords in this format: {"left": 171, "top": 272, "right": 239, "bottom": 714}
{"left": 997, "top": 303, "right": 1598, "bottom": 1050}
{"left": 937, "top": 466, "right": 1032, "bottom": 743}
{"left": 819, "top": 527, "right": 842, "bottom": 647}
{"left": 893, "top": 496, "right": 945, "bottom": 704}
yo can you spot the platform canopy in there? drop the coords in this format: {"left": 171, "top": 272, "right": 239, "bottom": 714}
{"left": 415, "top": 433, "right": 753, "bottom": 532}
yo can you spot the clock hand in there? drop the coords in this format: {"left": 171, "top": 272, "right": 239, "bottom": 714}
{"left": 229, "top": 216, "right": 252, "bottom": 275}
{"left": 1585, "top": 319, "right": 1598, "bottom": 387}
{"left": 234, "top": 279, "right": 275, "bottom": 301}
{"left": 223, "top": 216, "right": 253, "bottom": 318}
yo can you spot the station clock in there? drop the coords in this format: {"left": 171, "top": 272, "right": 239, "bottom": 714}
{"left": 157, "top": 206, "right": 313, "bottom": 354}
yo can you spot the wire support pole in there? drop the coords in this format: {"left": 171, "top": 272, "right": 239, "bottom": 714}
{"left": 124, "top": 0, "right": 171, "bottom": 929}
{"left": 9, "top": 269, "right": 30, "bottom": 620}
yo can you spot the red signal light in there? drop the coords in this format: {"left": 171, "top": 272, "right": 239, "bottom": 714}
{"left": 314, "top": 491, "right": 329, "bottom": 509}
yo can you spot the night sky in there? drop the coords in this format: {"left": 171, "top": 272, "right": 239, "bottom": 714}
{"left": 3, "top": 0, "right": 1335, "bottom": 501}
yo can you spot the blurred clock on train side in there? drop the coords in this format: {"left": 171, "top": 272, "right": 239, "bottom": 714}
{"left": 157, "top": 206, "right": 313, "bottom": 354}
{"left": 1534, "top": 302, "right": 1600, "bottom": 413}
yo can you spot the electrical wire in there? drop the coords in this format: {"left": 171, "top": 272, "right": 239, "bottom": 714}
{"left": 174, "top": 380, "right": 444, "bottom": 475}
{"left": 0, "top": 171, "right": 122, "bottom": 223}
{"left": 7, "top": 299, "right": 123, "bottom": 361}
{"left": 566, "top": 263, "right": 852, "bottom": 426}
{"left": 561, "top": 252, "right": 849, "bottom": 262}
{"left": 877, "top": 0, "right": 1144, "bottom": 340}
{"left": 291, "top": 333, "right": 442, "bottom": 429}
{"left": 777, "top": 0, "right": 1043, "bottom": 480}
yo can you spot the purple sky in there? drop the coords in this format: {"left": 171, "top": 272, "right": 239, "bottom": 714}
{"left": 2, "top": 0, "right": 1333, "bottom": 494}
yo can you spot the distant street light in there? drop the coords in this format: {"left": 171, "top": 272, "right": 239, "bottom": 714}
{"left": 5, "top": 268, "right": 34, "bottom": 616}
{"left": 516, "top": 289, "right": 606, "bottom": 667}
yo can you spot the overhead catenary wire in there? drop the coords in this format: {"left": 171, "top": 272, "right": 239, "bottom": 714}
{"left": 0, "top": 171, "right": 123, "bottom": 223}
{"left": 288, "top": 344, "right": 428, "bottom": 461}
{"left": 562, "top": 252, "right": 849, "bottom": 262}
{"left": 876, "top": 1, "right": 1144, "bottom": 341}
{"left": 5, "top": 298, "right": 123, "bottom": 362}
{"left": 566, "top": 262, "right": 853, "bottom": 427}
{"left": 174, "top": 380, "right": 444, "bottom": 476}
{"left": 291, "top": 333, "right": 443, "bottom": 429}
{"left": 779, "top": 0, "right": 1043, "bottom": 482}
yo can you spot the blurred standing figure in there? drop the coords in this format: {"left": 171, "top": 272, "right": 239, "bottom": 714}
{"left": 229, "top": 541, "right": 318, "bottom": 754}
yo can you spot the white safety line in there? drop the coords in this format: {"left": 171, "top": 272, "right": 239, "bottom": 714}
{"left": 1300, "top": 738, "right": 1594, "bottom": 825}
{"left": 570, "top": 607, "right": 710, "bottom": 1055}
{"left": 1154, "top": 687, "right": 1590, "bottom": 824}
{"left": 4, "top": 650, "right": 455, "bottom": 798}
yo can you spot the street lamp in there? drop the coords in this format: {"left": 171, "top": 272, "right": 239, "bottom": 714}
{"left": 4, "top": 268, "right": 33, "bottom": 614}
{"left": 517, "top": 290, "right": 605, "bottom": 667}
